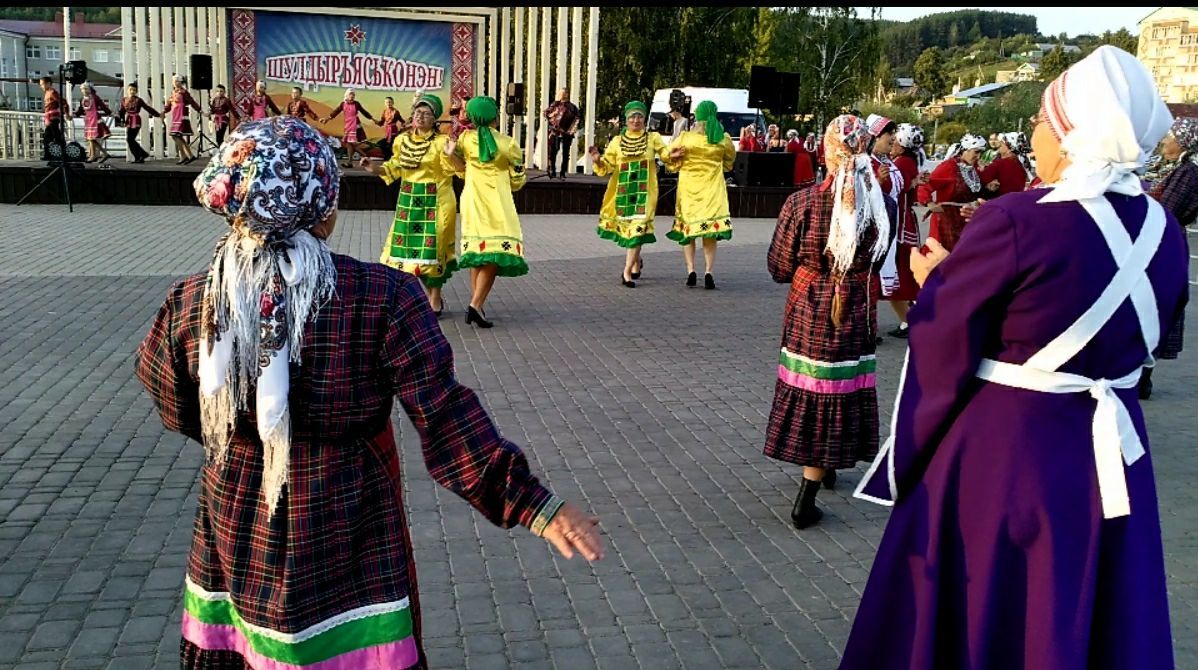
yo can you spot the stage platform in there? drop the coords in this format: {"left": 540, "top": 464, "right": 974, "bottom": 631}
{"left": 0, "top": 159, "right": 795, "bottom": 217}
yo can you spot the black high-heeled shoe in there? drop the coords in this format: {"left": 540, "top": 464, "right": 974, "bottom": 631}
{"left": 433, "top": 298, "right": 445, "bottom": 317}
{"left": 686, "top": 271, "right": 697, "bottom": 288}
{"left": 465, "top": 306, "right": 493, "bottom": 328}
{"left": 704, "top": 273, "right": 716, "bottom": 290}
{"left": 631, "top": 258, "right": 643, "bottom": 280}
{"left": 620, "top": 273, "right": 636, "bottom": 288}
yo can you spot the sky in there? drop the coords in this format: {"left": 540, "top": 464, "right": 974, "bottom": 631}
{"left": 859, "top": 7, "right": 1153, "bottom": 37}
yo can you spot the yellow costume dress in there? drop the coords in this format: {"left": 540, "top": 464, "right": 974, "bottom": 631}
{"left": 593, "top": 130, "right": 669, "bottom": 248}
{"left": 376, "top": 130, "right": 458, "bottom": 287}
{"left": 454, "top": 129, "right": 528, "bottom": 276}
{"left": 665, "top": 130, "right": 736, "bottom": 244}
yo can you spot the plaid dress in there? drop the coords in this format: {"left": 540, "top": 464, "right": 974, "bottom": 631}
{"left": 1148, "top": 159, "right": 1198, "bottom": 359}
{"left": 764, "top": 183, "right": 892, "bottom": 469}
{"left": 136, "top": 255, "right": 562, "bottom": 670}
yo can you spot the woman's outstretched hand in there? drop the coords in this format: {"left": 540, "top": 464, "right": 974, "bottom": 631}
{"left": 911, "top": 238, "right": 950, "bottom": 288}
{"left": 541, "top": 503, "right": 604, "bottom": 561}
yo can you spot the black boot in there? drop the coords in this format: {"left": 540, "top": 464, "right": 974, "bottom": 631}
{"left": 822, "top": 469, "right": 837, "bottom": 490}
{"left": 790, "top": 477, "right": 824, "bottom": 529}
{"left": 1138, "top": 366, "right": 1154, "bottom": 400}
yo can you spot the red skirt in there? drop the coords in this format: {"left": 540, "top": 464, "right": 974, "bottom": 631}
{"left": 84, "top": 123, "right": 111, "bottom": 141}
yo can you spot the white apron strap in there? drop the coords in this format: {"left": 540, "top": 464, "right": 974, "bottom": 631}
{"left": 1080, "top": 197, "right": 1163, "bottom": 361}
{"left": 1026, "top": 196, "right": 1166, "bottom": 372}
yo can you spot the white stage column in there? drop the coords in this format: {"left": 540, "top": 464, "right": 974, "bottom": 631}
{"left": 584, "top": 8, "right": 599, "bottom": 175}
{"left": 538, "top": 7, "right": 550, "bottom": 171}
{"left": 215, "top": 9, "right": 229, "bottom": 94}
{"left": 569, "top": 7, "right": 583, "bottom": 173}
{"left": 499, "top": 7, "right": 510, "bottom": 134}
{"left": 524, "top": 7, "right": 538, "bottom": 167}
{"left": 513, "top": 8, "right": 524, "bottom": 145}
{"left": 148, "top": 7, "right": 164, "bottom": 159}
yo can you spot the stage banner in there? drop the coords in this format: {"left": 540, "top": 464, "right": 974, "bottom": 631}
{"left": 230, "top": 9, "right": 476, "bottom": 144}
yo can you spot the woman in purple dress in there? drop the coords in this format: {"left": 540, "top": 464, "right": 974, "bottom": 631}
{"left": 765, "top": 114, "right": 892, "bottom": 529}
{"left": 842, "top": 46, "right": 1188, "bottom": 669}
{"left": 1141, "top": 116, "right": 1198, "bottom": 398}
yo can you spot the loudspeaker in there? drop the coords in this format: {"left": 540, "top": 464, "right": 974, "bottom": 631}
{"left": 733, "top": 151, "right": 795, "bottom": 187}
{"left": 749, "top": 65, "right": 777, "bottom": 109}
{"left": 62, "top": 60, "right": 87, "bottom": 85}
{"left": 776, "top": 71, "right": 801, "bottom": 114}
{"left": 190, "top": 54, "right": 213, "bottom": 90}
{"left": 505, "top": 82, "right": 525, "bottom": 116}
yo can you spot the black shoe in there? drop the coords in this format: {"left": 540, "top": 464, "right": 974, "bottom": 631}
{"left": 822, "top": 470, "right": 838, "bottom": 491}
{"left": 433, "top": 298, "right": 444, "bottom": 317}
{"left": 1138, "top": 367, "right": 1153, "bottom": 400}
{"left": 547, "top": 171, "right": 557, "bottom": 180}
{"left": 621, "top": 273, "right": 636, "bottom": 288}
{"left": 888, "top": 324, "right": 909, "bottom": 339}
{"left": 704, "top": 273, "right": 716, "bottom": 290}
{"left": 176, "top": 158, "right": 186, "bottom": 165}
{"left": 686, "top": 272, "right": 697, "bottom": 288}
{"left": 791, "top": 477, "right": 824, "bottom": 530}
{"left": 630, "top": 258, "right": 643, "bottom": 280}
{"left": 875, "top": 336, "right": 885, "bottom": 346}
{"left": 465, "top": 306, "right": 493, "bottom": 328}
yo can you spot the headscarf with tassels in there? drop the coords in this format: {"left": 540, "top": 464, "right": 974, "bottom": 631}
{"left": 466, "top": 96, "right": 499, "bottom": 162}
{"left": 192, "top": 117, "right": 341, "bottom": 516}
{"left": 823, "top": 114, "right": 891, "bottom": 284}
{"left": 693, "top": 100, "right": 724, "bottom": 145}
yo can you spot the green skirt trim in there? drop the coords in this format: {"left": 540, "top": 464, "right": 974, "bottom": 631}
{"left": 458, "top": 251, "right": 529, "bottom": 278}
{"left": 419, "top": 258, "right": 458, "bottom": 288}
{"left": 596, "top": 227, "right": 657, "bottom": 249}
{"left": 665, "top": 228, "right": 733, "bottom": 245}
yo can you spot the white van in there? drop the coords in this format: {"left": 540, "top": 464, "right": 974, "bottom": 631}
{"left": 648, "top": 87, "right": 763, "bottom": 151}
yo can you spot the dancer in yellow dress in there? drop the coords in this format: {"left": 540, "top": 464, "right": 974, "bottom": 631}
{"left": 362, "top": 93, "right": 457, "bottom": 315}
{"left": 589, "top": 100, "right": 670, "bottom": 288}
{"left": 446, "top": 96, "right": 527, "bottom": 328}
{"left": 664, "top": 100, "right": 736, "bottom": 290}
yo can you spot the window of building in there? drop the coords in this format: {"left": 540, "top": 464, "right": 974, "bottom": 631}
{"left": 26, "top": 45, "right": 41, "bottom": 59}
{"left": 29, "top": 97, "right": 43, "bottom": 111}
{"left": 94, "top": 50, "right": 108, "bottom": 63}
{"left": 44, "top": 46, "right": 61, "bottom": 61}
{"left": 69, "top": 48, "right": 81, "bottom": 60}
{"left": 0, "top": 61, "right": 8, "bottom": 78}
{"left": 113, "top": 51, "right": 122, "bottom": 63}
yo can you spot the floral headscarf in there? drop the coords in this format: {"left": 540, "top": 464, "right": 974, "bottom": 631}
{"left": 1170, "top": 116, "right": 1198, "bottom": 156}
{"left": 823, "top": 114, "right": 891, "bottom": 283}
{"left": 895, "top": 124, "right": 924, "bottom": 150}
{"left": 1002, "top": 131, "right": 1034, "bottom": 177}
{"left": 192, "top": 116, "right": 341, "bottom": 515}
{"left": 945, "top": 133, "right": 987, "bottom": 160}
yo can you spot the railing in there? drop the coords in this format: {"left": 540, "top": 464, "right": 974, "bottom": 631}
{"left": 0, "top": 111, "right": 60, "bottom": 160}
{"left": 0, "top": 111, "right": 131, "bottom": 160}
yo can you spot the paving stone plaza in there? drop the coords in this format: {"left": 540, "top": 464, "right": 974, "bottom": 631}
{"left": 0, "top": 204, "right": 1194, "bottom": 669}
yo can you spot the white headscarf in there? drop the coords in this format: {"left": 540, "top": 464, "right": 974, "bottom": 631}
{"left": 343, "top": 88, "right": 355, "bottom": 101}
{"left": 1039, "top": 46, "right": 1173, "bottom": 204}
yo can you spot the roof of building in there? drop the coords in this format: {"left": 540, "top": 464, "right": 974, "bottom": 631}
{"left": 1139, "top": 7, "right": 1198, "bottom": 25}
{"left": 953, "top": 82, "right": 1014, "bottom": 99}
{"left": 0, "top": 18, "right": 120, "bottom": 40}
{"left": 895, "top": 77, "right": 915, "bottom": 88}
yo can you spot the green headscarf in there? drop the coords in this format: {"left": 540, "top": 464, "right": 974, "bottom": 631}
{"left": 694, "top": 100, "right": 724, "bottom": 145}
{"left": 623, "top": 100, "right": 647, "bottom": 119}
{"left": 413, "top": 93, "right": 443, "bottom": 119}
{"left": 465, "top": 96, "right": 499, "bottom": 162}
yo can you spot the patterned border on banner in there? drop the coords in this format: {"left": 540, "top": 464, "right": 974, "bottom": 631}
{"left": 451, "top": 22, "right": 475, "bottom": 106}
{"left": 231, "top": 9, "right": 257, "bottom": 112}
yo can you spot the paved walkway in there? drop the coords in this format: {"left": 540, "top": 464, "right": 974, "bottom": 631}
{"left": 0, "top": 204, "right": 1194, "bottom": 669}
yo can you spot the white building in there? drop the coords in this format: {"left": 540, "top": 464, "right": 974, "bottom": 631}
{"left": 0, "top": 12, "right": 123, "bottom": 112}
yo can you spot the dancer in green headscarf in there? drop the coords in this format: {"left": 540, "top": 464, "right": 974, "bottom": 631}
{"left": 362, "top": 93, "right": 457, "bottom": 315}
{"left": 445, "top": 96, "right": 528, "bottom": 328}
{"left": 663, "top": 99, "right": 736, "bottom": 290}
{"left": 589, "top": 100, "right": 672, "bottom": 287}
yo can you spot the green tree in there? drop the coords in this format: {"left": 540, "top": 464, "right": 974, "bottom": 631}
{"left": 1101, "top": 28, "right": 1139, "bottom": 56}
{"left": 1040, "top": 46, "right": 1078, "bottom": 82}
{"left": 935, "top": 120, "right": 969, "bottom": 145}
{"left": 914, "top": 47, "right": 950, "bottom": 100}
{"left": 957, "top": 81, "right": 1046, "bottom": 133}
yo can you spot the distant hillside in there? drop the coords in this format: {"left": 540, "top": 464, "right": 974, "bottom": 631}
{"left": 0, "top": 7, "right": 121, "bottom": 23}
{"left": 882, "top": 10, "right": 1039, "bottom": 74}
